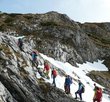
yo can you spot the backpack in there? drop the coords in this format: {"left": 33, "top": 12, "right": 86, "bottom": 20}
{"left": 52, "top": 69, "right": 57, "bottom": 76}
{"left": 96, "top": 88, "right": 102, "bottom": 100}
{"left": 33, "top": 51, "right": 37, "bottom": 57}
{"left": 44, "top": 64, "right": 50, "bottom": 71}
{"left": 65, "top": 76, "right": 72, "bottom": 86}
{"left": 18, "top": 38, "right": 23, "bottom": 46}
{"left": 31, "top": 51, "right": 37, "bottom": 60}
{"left": 82, "top": 85, "right": 85, "bottom": 93}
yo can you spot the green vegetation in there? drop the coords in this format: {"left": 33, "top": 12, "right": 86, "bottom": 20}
{"left": 38, "top": 79, "right": 51, "bottom": 94}
{"left": 101, "top": 38, "right": 110, "bottom": 44}
{"left": 4, "top": 17, "right": 14, "bottom": 23}
{"left": 23, "top": 15, "right": 33, "bottom": 20}
{"left": 40, "top": 21, "right": 58, "bottom": 26}
{"left": 9, "top": 13, "right": 22, "bottom": 17}
{"left": 0, "top": 43, "right": 12, "bottom": 56}
{"left": 0, "top": 24, "right": 5, "bottom": 31}
{"left": 87, "top": 33, "right": 110, "bottom": 45}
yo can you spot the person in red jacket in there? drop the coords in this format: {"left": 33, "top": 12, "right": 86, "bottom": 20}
{"left": 51, "top": 68, "right": 57, "bottom": 87}
{"left": 43, "top": 61, "right": 50, "bottom": 79}
{"left": 93, "top": 87, "right": 102, "bottom": 102}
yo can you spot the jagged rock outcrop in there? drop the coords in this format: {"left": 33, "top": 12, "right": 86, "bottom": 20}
{"left": 0, "top": 81, "right": 17, "bottom": 102}
{"left": 0, "top": 11, "right": 110, "bottom": 102}
{"left": 0, "top": 33, "right": 80, "bottom": 102}
{"left": 0, "top": 69, "right": 77, "bottom": 102}
{"left": 0, "top": 11, "right": 110, "bottom": 70}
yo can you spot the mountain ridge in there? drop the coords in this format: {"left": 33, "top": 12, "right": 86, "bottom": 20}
{"left": 0, "top": 11, "right": 110, "bottom": 70}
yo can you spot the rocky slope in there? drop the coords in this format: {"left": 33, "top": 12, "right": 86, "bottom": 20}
{"left": 0, "top": 11, "right": 110, "bottom": 102}
{"left": 0, "top": 33, "right": 80, "bottom": 102}
{"left": 0, "top": 11, "right": 110, "bottom": 70}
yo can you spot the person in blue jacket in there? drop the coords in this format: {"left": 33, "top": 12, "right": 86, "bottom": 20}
{"left": 64, "top": 75, "right": 72, "bottom": 94}
{"left": 31, "top": 51, "right": 38, "bottom": 67}
{"left": 75, "top": 80, "right": 84, "bottom": 101}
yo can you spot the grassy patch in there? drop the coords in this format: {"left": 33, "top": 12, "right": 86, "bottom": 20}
{"left": 101, "top": 38, "right": 110, "bottom": 44}
{"left": 87, "top": 71, "right": 110, "bottom": 88}
{"left": 40, "top": 21, "right": 76, "bottom": 30}
{"left": 15, "top": 52, "right": 21, "bottom": 58}
{"left": 21, "top": 60, "right": 28, "bottom": 68}
{"left": 9, "top": 13, "right": 22, "bottom": 17}
{"left": 0, "top": 43, "right": 12, "bottom": 56}
{"left": 15, "top": 52, "right": 28, "bottom": 67}
{"left": 88, "top": 33, "right": 110, "bottom": 44}
{"left": 4, "top": 17, "right": 14, "bottom": 24}
{"left": 87, "top": 33, "right": 110, "bottom": 47}
{"left": 38, "top": 78, "right": 52, "bottom": 94}
{"left": 40, "top": 21, "right": 58, "bottom": 26}
{"left": 23, "top": 15, "right": 33, "bottom": 20}
{"left": 0, "top": 24, "right": 5, "bottom": 31}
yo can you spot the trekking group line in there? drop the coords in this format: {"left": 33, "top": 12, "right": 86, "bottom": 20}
{"left": 17, "top": 38, "right": 103, "bottom": 102}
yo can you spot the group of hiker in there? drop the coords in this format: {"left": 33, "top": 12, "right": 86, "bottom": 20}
{"left": 64, "top": 76, "right": 102, "bottom": 102}
{"left": 17, "top": 38, "right": 58, "bottom": 87}
{"left": 64, "top": 76, "right": 85, "bottom": 101}
{"left": 17, "top": 38, "right": 103, "bottom": 102}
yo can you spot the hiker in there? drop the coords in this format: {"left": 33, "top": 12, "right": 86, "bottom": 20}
{"left": 93, "top": 86, "right": 102, "bottom": 102}
{"left": 18, "top": 38, "right": 23, "bottom": 51}
{"left": 75, "top": 80, "right": 84, "bottom": 101}
{"left": 94, "top": 83, "right": 98, "bottom": 91}
{"left": 43, "top": 61, "right": 50, "bottom": 79}
{"left": 64, "top": 75, "right": 72, "bottom": 94}
{"left": 51, "top": 68, "right": 57, "bottom": 87}
{"left": 93, "top": 83, "right": 98, "bottom": 98}
{"left": 31, "top": 50, "right": 38, "bottom": 67}
{"left": 37, "top": 67, "right": 45, "bottom": 77}
{"left": 32, "top": 51, "right": 37, "bottom": 62}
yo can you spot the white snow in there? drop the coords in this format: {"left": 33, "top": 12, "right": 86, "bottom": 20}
{"left": 39, "top": 53, "right": 110, "bottom": 102}
{"left": 15, "top": 36, "right": 25, "bottom": 39}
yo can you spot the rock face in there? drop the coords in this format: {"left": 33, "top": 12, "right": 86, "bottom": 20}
{"left": 0, "top": 12, "right": 110, "bottom": 102}
{"left": 0, "top": 11, "right": 110, "bottom": 70}
{"left": 0, "top": 12, "right": 110, "bottom": 67}
{"left": 0, "top": 33, "right": 80, "bottom": 102}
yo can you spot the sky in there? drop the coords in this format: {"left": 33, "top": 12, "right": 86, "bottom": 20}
{"left": 0, "top": 0, "right": 110, "bottom": 23}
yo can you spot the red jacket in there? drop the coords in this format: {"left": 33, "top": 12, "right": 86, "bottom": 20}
{"left": 95, "top": 88, "right": 102, "bottom": 100}
{"left": 52, "top": 69, "right": 57, "bottom": 77}
{"left": 44, "top": 64, "right": 50, "bottom": 71}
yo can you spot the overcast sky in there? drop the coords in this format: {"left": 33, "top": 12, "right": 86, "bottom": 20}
{"left": 0, "top": 0, "right": 110, "bottom": 23}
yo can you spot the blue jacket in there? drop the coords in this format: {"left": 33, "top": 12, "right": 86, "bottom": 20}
{"left": 32, "top": 52, "right": 37, "bottom": 61}
{"left": 65, "top": 76, "right": 72, "bottom": 86}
